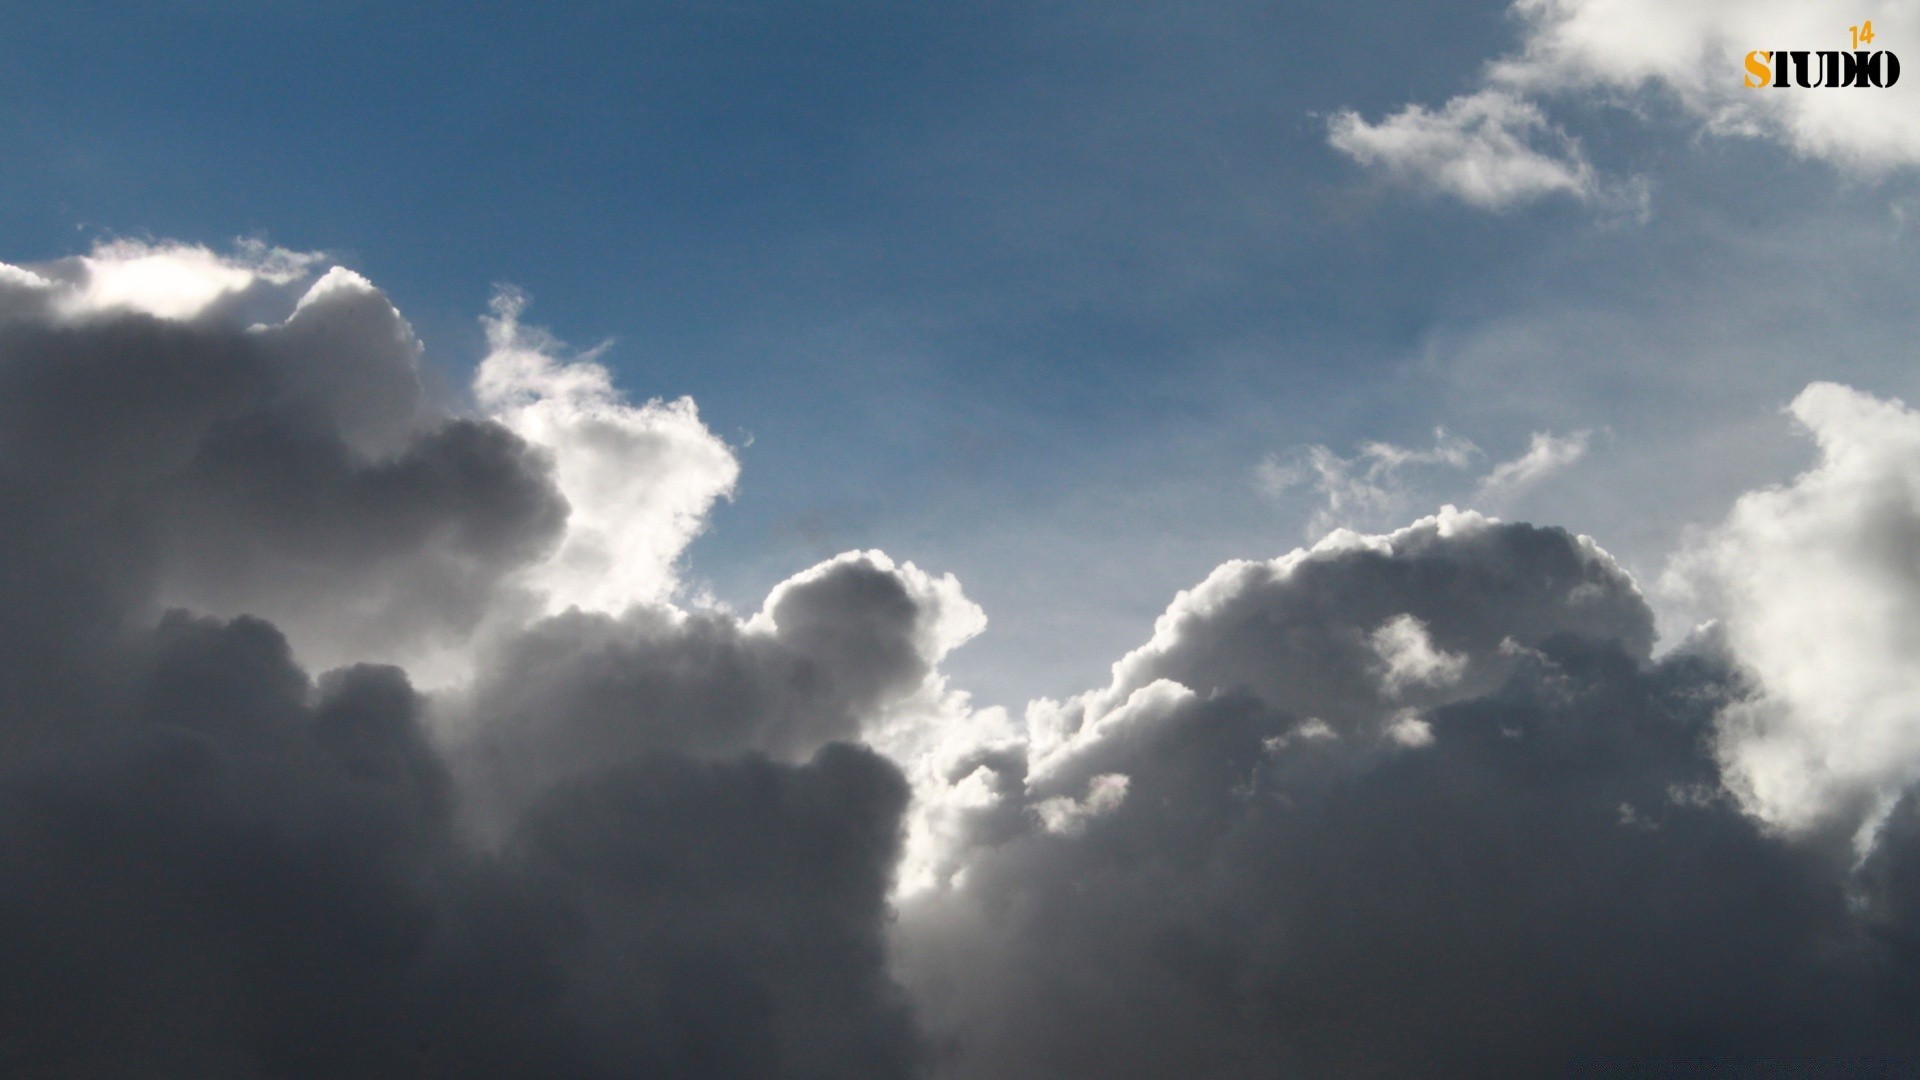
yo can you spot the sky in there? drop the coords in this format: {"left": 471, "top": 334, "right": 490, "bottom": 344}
{"left": 21, "top": 0, "right": 1920, "bottom": 705}
{"left": 9, "top": 1, "right": 1920, "bottom": 1076}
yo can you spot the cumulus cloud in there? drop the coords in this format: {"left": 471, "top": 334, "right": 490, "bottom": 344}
{"left": 893, "top": 511, "right": 1911, "bottom": 1077}
{"left": 1370, "top": 613, "right": 1468, "bottom": 694}
{"left": 15, "top": 238, "right": 1920, "bottom": 1076}
{"left": 0, "top": 240, "right": 933, "bottom": 1077}
{"left": 1331, "top": 0, "right": 1920, "bottom": 208}
{"left": 477, "top": 290, "right": 740, "bottom": 618}
{"left": 1669, "top": 382, "right": 1920, "bottom": 839}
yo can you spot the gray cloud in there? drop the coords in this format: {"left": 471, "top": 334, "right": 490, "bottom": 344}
{"left": 446, "top": 552, "right": 958, "bottom": 833}
{"left": 10, "top": 241, "right": 1920, "bottom": 1078}
{"left": 0, "top": 245, "right": 928, "bottom": 1079}
{"left": 897, "top": 513, "right": 1920, "bottom": 1077}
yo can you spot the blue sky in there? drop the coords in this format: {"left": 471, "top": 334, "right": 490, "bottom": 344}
{"left": 8, "top": 0, "right": 1919, "bottom": 707}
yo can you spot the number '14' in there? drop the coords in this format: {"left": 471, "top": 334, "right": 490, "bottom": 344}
{"left": 1852, "top": 20, "right": 1876, "bottom": 50}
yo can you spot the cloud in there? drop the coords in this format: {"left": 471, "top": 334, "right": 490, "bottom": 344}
{"left": 0, "top": 240, "right": 930, "bottom": 1077}
{"left": 14, "top": 239, "right": 1920, "bottom": 1075}
{"left": 0, "top": 246, "right": 573, "bottom": 686}
{"left": 1262, "top": 427, "right": 1590, "bottom": 534}
{"left": 894, "top": 511, "right": 1900, "bottom": 1077}
{"left": 1328, "top": 89, "right": 1603, "bottom": 209}
{"left": 1497, "top": 0, "right": 1920, "bottom": 169}
{"left": 444, "top": 549, "right": 982, "bottom": 837}
{"left": 1030, "top": 773, "right": 1130, "bottom": 836}
{"left": 1258, "top": 427, "right": 1479, "bottom": 534}
{"left": 477, "top": 289, "right": 740, "bottom": 619}
{"left": 1369, "top": 613, "right": 1468, "bottom": 695}
{"left": 1475, "top": 428, "right": 1592, "bottom": 505}
{"left": 1331, "top": 0, "right": 1920, "bottom": 209}
{"left": 1668, "top": 382, "right": 1920, "bottom": 839}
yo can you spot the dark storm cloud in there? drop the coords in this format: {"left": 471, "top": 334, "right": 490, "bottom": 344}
{"left": 14, "top": 244, "right": 1920, "bottom": 1080}
{"left": 0, "top": 613, "right": 920, "bottom": 1078}
{"left": 450, "top": 555, "right": 946, "bottom": 828}
{"left": 0, "top": 259, "right": 928, "bottom": 1078}
{"left": 0, "top": 265, "right": 566, "bottom": 679}
{"left": 896, "top": 516, "right": 1920, "bottom": 1078}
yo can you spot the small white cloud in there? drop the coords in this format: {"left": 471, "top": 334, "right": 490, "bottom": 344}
{"left": 1371, "top": 614, "right": 1468, "bottom": 696}
{"left": 1264, "top": 718, "right": 1338, "bottom": 754}
{"left": 1386, "top": 711, "right": 1437, "bottom": 748}
{"left": 1032, "top": 773, "right": 1131, "bottom": 836}
{"left": 1261, "top": 428, "right": 1480, "bottom": 535}
{"left": 1328, "top": 89, "right": 1601, "bottom": 210}
{"left": 1476, "top": 430, "right": 1591, "bottom": 505}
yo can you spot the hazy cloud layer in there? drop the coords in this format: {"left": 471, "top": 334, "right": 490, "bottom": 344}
{"left": 9, "top": 242, "right": 1920, "bottom": 1077}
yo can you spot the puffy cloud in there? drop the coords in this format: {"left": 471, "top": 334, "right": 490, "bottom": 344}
{"left": 1669, "top": 382, "right": 1920, "bottom": 837}
{"left": 1370, "top": 613, "right": 1467, "bottom": 695}
{"left": 1331, "top": 0, "right": 1920, "bottom": 208}
{"left": 0, "top": 244, "right": 568, "bottom": 684}
{"left": 445, "top": 549, "right": 982, "bottom": 833}
{"left": 15, "top": 238, "right": 1920, "bottom": 1076}
{"left": 1328, "top": 89, "right": 1602, "bottom": 210}
{"left": 895, "top": 513, "right": 1903, "bottom": 1078}
{"left": 477, "top": 289, "right": 740, "bottom": 618}
{"left": 0, "top": 240, "right": 930, "bottom": 1078}
{"left": 1038, "top": 508, "right": 1653, "bottom": 749}
{"left": 1495, "top": 0, "right": 1920, "bottom": 170}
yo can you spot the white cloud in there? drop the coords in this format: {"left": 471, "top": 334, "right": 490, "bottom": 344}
{"left": 1385, "top": 710, "right": 1437, "bottom": 747}
{"left": 1371, "top": 614, "right": 1468, "bottom": 695}
{"left": 74, "top": 238, "right": 316, "bottom": 320}
{"left": 0, "top": 238, "right": 321, "bottom": 322}
{"left": 1260, "top": 428, "right": 1479, "bottom": 534}
{"left": 1031, "top": 773, "right": 1130, "bottom": 836}
{"left": 1475, "top": 429, "right": 1592, "bottom": 505}
{"left": 1332, "top": 0, "right": 1920, "bottom": 209}
{"left": 1264, "top": 426, "right": 1591, "bottom": 534}
{"left": 477, "top": 289, "right": 741, "bottom": 615}
{"left": 1667, "top": 382, "right": 1920, "bottom": 836}
{"left": 1498, "top": 0, "right": 1920, "bottom": 169}
{"left": 1328, "top": 89, "right": 1602, "bottom": 210}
